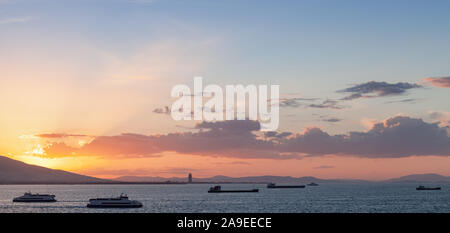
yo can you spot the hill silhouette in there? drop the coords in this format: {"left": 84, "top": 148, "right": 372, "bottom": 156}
{"left": 0, "top": 155, "right": 110, "bottom": 184}
{"left": 385, "top": 173, "right": 450, "bottom": 183}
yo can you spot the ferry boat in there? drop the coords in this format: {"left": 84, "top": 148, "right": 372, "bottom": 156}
{"left": 13, "top": 192, "right": 57, "bottom": 202}
{"left": 307, "top": 182, "right": 319, "bottom": 186}
{"left": 267, "top": 183, "right": 305, "bottom": 188}
{"left": 208, "top": 186, "right": 259, "bottom": 193}
{"left": 87, "top": 194, "right": 143, "bottom": 208}
{"left": 416, "top": 185, "right": 441, "bottom": 191}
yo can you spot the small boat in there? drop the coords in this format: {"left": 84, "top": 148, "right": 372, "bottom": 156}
{"left": 208, "top": 186, "right": 259, "bottom": 193}
{"left": 267, "top": 183, "right": 305, "bottom": 188}
{"left": 416, "top": 185, "right": 441, "bottom": 191}
{"left": 87, "top": 194, "right": 143, "bottom": 208}
{"left": 13, "top": 192, "right": 57, "bottom": 202}
{"left": 307, "top": 182, "right": 319, "bottom": 186}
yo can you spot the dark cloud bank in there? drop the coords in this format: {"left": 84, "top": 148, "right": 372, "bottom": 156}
{"left": 338, "top": 81, "right": 422, "bottom": 100}
{"left": 42, "top": 116, "right": 450, "bottom": 160}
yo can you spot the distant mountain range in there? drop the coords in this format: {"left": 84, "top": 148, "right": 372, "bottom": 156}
{"left": 385, "top": 173, "right": 450, "bottom": 183}
{"left": 0, "top": 155, "right": 111, "bottom": 184}
{"left": 115, "top": 174, "right": 450, "bottom": 184}
{"left": 1, "top": 155, "right": 450, "bottom": 184}
{"left": 115, "top": 175, "right": 336, "bottom": 183}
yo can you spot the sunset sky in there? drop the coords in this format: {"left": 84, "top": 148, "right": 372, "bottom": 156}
{"left": 1, "top": 0, "right": 450, "bottom": 180}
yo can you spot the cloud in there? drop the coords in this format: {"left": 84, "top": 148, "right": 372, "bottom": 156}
{"left": 423, "top": 77, "right": 450, "bottom": 89}
{"left": 428, "top": 111, "right": 450, "bottom": 127}
{"left": 0, "top": 16, "right": 32, "bottom": 25}
{"left": 99, "top": 36, "right": 222, "bottom": 83}
{"left": 275, "top": 97, "right": 318, "bottom": 108}
{"left": 273, "top": 97, "right": 344, "bottom": 109}
{"left": 213, "top": 161, "right": 251, "bottom": 166}
{"left": 153, "top": 106, "right": 170, "bottom": 114}
{"left": 80, "top": 167, "right": 198, "bottom": 177}
{"left": 321, "top": 117, "right": 342, "bottom": 123}
{"left": 43, "top": 142, "right": 79, "bottom": 158}
{"left": 264, "top": 131, "right": 292, "bottom": 139}
{"left": 338, "top": 81, "right": 422, "bottom": 100}
{"left": 195, "top": 120, "right": 260, "bottom": 132}
{"left": 41, "top": 116, "right": 450, "bottom": 159}
{"left": 316, "top": 115, "right": 342, "bottom": 123}
{"left": 80, "top": 168, "right": 152, "bottom": 177}
{"left": 77, "top": 133, "right": 163, "bottom": 158}
{"left": 384, "top": 98, "right": 418, "bottom": 104}
{"left": 283, "top": 116, "right": 450, "bottom": 158}
{"left": 157, "top": 167, "right": 199, "bottom": 175}
{"left": 307, "top": 99, "right": 344, "bottom": 109}
{"left": 36, "top": 133, "right": 89, "bottom": 138}
{"left": 42, "top": 120, "right": 293, "bottom": 160}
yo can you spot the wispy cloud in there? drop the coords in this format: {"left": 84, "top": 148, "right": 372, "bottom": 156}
{"left": 36, "top": 133, "right": 90, "bottom": 138}
{"left": 308, "top": 99, "right": 345, "bottom": 110}
{"left": 320, "top": 117, "right": 342, "bottom": 123}
{"left": 274, "top": 97, "right": 318, "bottom": 108}
{"left": 273, "top": 97, "right": 345, "bottom": 109}
{"left": 0, "top": 16, "right": 32, "bottom": 25}
{"left": 384, "top": 98, "right": 419, "bottom": 104}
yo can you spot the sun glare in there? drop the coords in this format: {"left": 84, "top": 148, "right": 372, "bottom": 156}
{"left": 16, "top": 155, "right": 59, "bottom": 168}
{"left": 25, "top": 144, "right": 45, "bottom": 156}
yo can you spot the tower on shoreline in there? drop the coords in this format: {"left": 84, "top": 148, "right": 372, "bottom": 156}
{"left": 188, "top": 173, "right": 193, "bottom": 183}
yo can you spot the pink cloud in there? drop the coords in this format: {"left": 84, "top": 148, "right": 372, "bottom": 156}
{"left": 423, "top": 77, "right": 450, "bottom": 88}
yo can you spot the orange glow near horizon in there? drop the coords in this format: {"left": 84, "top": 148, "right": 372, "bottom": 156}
{"left": 5, "top": 152, "right": 450, "bottom": 181}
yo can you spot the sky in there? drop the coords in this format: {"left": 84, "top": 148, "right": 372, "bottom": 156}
{"left": 1, "top": 0, "right": 449, "bottom": 180}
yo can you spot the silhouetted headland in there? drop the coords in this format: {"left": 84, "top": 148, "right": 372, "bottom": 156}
{"left": 0, "top": 155, "right": 185, "bottom": 185}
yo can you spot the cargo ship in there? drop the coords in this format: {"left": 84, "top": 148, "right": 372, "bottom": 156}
{"left": 307, "top": 182, "right": 319, "bottom": 186}
{"left": 208, "top": 186, "right": 259, "bottom": 193}
{"left": 267, "top": 183, "right": 305, "bottom": 188}
{"left": 416, "top": 185, "right": 441, "bottom": 190}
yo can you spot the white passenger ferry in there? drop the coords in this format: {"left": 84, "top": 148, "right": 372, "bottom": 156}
{"left": 13, "top": 192, "right": 57, "bottom": 202}
{"left": 87, "top": 194, "right": 143, "bottom": 208}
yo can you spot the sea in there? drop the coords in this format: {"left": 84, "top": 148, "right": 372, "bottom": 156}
{"left": 1, "top": 183, "right": 449, "bottom": 213}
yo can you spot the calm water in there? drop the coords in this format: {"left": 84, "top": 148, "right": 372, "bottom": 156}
{"left": 1, "top": 183, "right": 449, "bottom": 213}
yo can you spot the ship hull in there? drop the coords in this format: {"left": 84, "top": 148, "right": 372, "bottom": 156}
{"left": 416, "top": 187, "right": 441, "bottom": 190}
{"left": 267, "top": 185, "right": 305, "bottom": 188}
{"left": 13, "top": 199, "right": 56, "bottom": 203}
{"left": 87, "top": 204, "right": 143, "bottom": 208}
{"left": 208, "top": 189, "right": 259, "bottom": 193}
